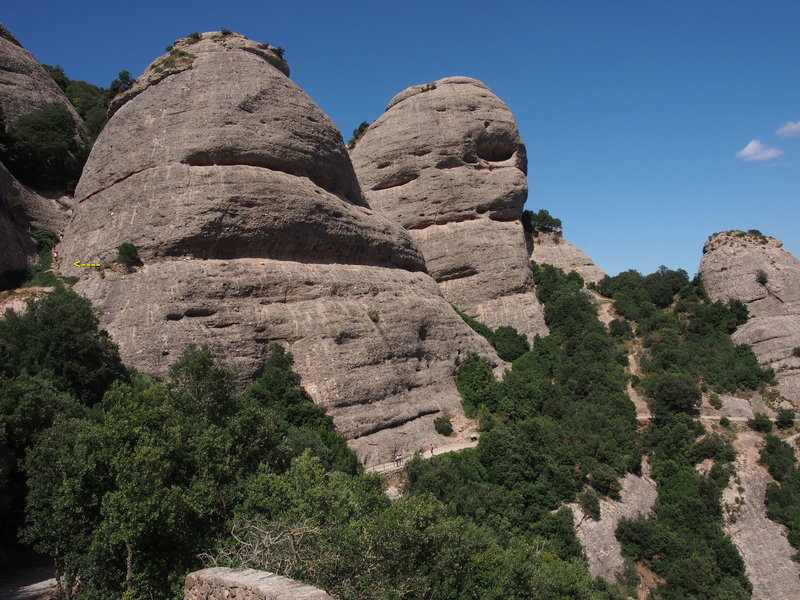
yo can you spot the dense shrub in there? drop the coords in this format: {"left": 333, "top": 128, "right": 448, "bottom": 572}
{"left": 490, "top": 325, "right": 530, "bottom": 361}
{"left": 1, "top": 103, "right": 84, "bottom": 191}
{"left": 757, "top": 269, "right": 769, "bottom": 285}
{"left": 434, "top": 415, "right": 453, "bottom": 436}
{"left": 609, "top": 318, "right": 633, "bottom": 339}
{"left": 117, "top": 242, "right": 139, "bottom": 267}
{"left": 748, "top": 412, "right": 773, "bottom": 433}
{"left": 578, "top": 489, "right": 601, "bottom": 519}
{"left": 0, "top": 287, "right": 127, "bottom": 404}
{"left": 32, "top": 228, "right": 58, "bottom": 251}
{"left": 776, "top": 409, "right": 796, "bottom": 429}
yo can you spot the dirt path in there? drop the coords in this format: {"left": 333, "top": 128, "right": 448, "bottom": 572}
{"left": 626, "top": 349, "right": 652, "bottom": 421}
{"left": 0, "top": 566, "right": 55, "bottom": 600}
{"left": 722, "top": 430, "right": 800, "bottom": 600}
{"left": 366, "top": 438, "right": 479, "bottom": 474}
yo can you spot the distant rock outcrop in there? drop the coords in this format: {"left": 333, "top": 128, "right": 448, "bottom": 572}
{"left": 350, "top": 77, "right": 547, "bottom": 340}
{"left": 699, "top": 230, "right": 800, "bottom": 405}
{"left": 60, "top": 33, "right": 499, "bottom": 465}
{"left": 530, "top": 229, "right": 606, "bottom": 283}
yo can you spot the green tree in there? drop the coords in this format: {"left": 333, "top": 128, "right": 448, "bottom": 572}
{"left": 490, "top": 325, "right": 530, "bottom": 361}
{"left": 0, "top": 287, "right": 127, "bottom": 404}
{"left": 1, "top": 102, "right": 84, "bottom": 191}
{"left": 776, "top": 409, "right": 795, "bottom": 430}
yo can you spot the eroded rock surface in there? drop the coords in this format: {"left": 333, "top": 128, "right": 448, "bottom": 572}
{"left": 0, "top": 24, "right": 75, "bottom": 275}
{"left": 530, "top": 229, "right": 606, "bottom": 283}
{"left": 185, "top": 568, "right": 333, "bottom": 600}
{"left": 351, "top": 77, "right": 547, "bottom": 340}
{"left": 723, "top": 430, "right": 800, "bottom": 600}
{"left": 570, "top": 460, "right": 658, "bottom": 582}
{"left": 61, "top": 34, "right": 498, "bottom": 465}
{"left": 699, "top": 231, "right": 800, "bottom": 404}
{"left": 0, "top": 23, "right": 81, "bottom": 124}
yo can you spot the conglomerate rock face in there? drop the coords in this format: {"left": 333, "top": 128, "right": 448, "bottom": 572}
{"left": 60, "top": 33, "right": 499, "bottom": 465}
{"left": 0, "top": 23, "right": 82, "bottom": 124}
{"left": 530, "top": 229, "right": 606, "bottom": 283}
{"left": 350, "top": 77, "right": 547, "bottom": 340}
{"left": 699, "top": 230, "right": 800, "bottom": 405}
{"left": 0, "top": 24, "right": 76, "bottom": 275}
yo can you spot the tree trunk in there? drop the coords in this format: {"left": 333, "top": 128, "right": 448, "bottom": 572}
{"left": 125, "top": 541, "right": 133, "bottom": 591}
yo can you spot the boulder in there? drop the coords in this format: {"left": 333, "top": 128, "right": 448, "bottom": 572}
{"left": 699, "top": 230, "right": 800, "bottom": 404}
{"left": 60, "top": 33, "right": 499, "bottom": 465}
{"left": 350, "top": 77, "right": 547, "bottom": 340}
{"left": 530, "top": 228, "right": 606, "bottom": 283}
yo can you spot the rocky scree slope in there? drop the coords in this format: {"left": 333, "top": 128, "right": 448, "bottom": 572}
{"left": 350, "top": 77, "right": 547, "bottom": 341}
{"left": 529, "top": 228, "right": 606, "bottom": 284}
{"left": 699, "top": 231, "right": 800, "bottom": 405}
{"left": 0, "top": 23, "right": 76, "bottom": 274}
{"left": 60, "top": 32, "right": 500, "bottom": 466}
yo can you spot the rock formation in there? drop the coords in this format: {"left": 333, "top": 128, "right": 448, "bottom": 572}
{"left": 0, "top": 23, "right": 81, "bottom": 124}
{"left": 185, "top": 568, "right": 333, "bottom": 600}
{"left": 60, "top": 33, "right": 499, "bottom": 465}
{"left": 699, "top": 231, "right": 800, "bottom": 405}
{"left": 530, "top": 228, "right": 606, "bottom": 283}
{"left": 0, "top": 23, "right": 75, "bottom": 275}
{"left": 350, "top": 77, "right": 547, "bottom": 340}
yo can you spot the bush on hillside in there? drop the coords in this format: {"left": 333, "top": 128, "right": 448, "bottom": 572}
{"left": 776, "top": 409, "right": 795, "bottom": 430}
{"left": 490, "top": 325, "right": 530, "bottom": 361}
{"left": 748, "top": 413, "right": 773, "bottom": 433}
{"left": 434, "top": 416, "right": 453, "bottom": 436}
{"left": 1, "top": 103, "right": 84, "bottom": 191}
{"left": 117, "top": 242, "right": 139, "bottom": 267}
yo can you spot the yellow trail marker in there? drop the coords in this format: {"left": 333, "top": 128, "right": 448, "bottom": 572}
{"left": 73, "top": 261, "right": 101, "bottom": 267}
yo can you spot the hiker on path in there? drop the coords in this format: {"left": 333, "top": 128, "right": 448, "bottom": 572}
{"left": 430, "top": 443, "right": 434, "bottom": 457}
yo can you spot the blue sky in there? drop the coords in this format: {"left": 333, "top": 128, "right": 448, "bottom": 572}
{"left": 4, "top": 1, "right": 799, "bottom": 276}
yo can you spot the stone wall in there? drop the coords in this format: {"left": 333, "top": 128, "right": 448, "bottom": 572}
{"left": 185, "top": 568, "right": 333, "bottom": 600}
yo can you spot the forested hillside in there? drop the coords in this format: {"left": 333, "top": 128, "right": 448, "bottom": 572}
{"left": 3, "top": 256, "right": 790, "bottom": 599}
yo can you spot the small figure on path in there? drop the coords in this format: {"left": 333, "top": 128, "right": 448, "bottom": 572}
{"left": 395, "top": 454, "right": 402, "bottom": 467}
{"left": 430, "top": 443, "right": 434, "bottom": 457}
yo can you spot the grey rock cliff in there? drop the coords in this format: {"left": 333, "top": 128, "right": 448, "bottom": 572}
{"left": 350, "top": 77, "right": 547, "bottom": 340}
{"left": 60, "top": 34, "right": 499, "bottom": 465}
{"left": 530, "top": 229, "right": 606, "bottom": 283}
{"left": 0, "top": 23, "right": 81, "bottom": 124}
{"left": 699, "top": 231, "right": 800, "bottom": 405}
{"left": 0, "top": 23, "right": 76, "bottom": 275}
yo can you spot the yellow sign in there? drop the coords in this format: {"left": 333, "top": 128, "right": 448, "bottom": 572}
{"left": 73, "top": 261, "right": 101, "bottom": 267}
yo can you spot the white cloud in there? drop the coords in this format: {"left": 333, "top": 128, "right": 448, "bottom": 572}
{"left": 776, "top": 120, "right": 800, "bottom": 137}
{"left": 735, "top": 139, "right": 783, "bottom": 161}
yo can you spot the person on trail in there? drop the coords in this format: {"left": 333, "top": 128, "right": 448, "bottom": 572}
{"left": 395, "top": 454, "right": 402, "bottom": 466}
{"left": 430, "top": 443, "right": 434, "bottom": 457}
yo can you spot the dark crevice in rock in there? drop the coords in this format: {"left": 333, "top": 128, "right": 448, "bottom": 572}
{"left": 371, "top": 170, "right": 418, "bottom": 191}
{"left": 184, "top": 307, "right": 217, "bottom": 317}
{"left": 353, "top": 408, "right": 441, "bottom": 439}
{"left": 476, "top": 140, "right": 515, "bottom": 162}
{"left": 436, "top": 266, "right": 478, "bottom": 282}
{"left": 79, "top": 166, "right": 154, "bottom": 203}
{"left": 435, "top": 156, "right": 462, "bottom": 169}
{"left": 183, "top": 150, "right": 343, "bottom": 197}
